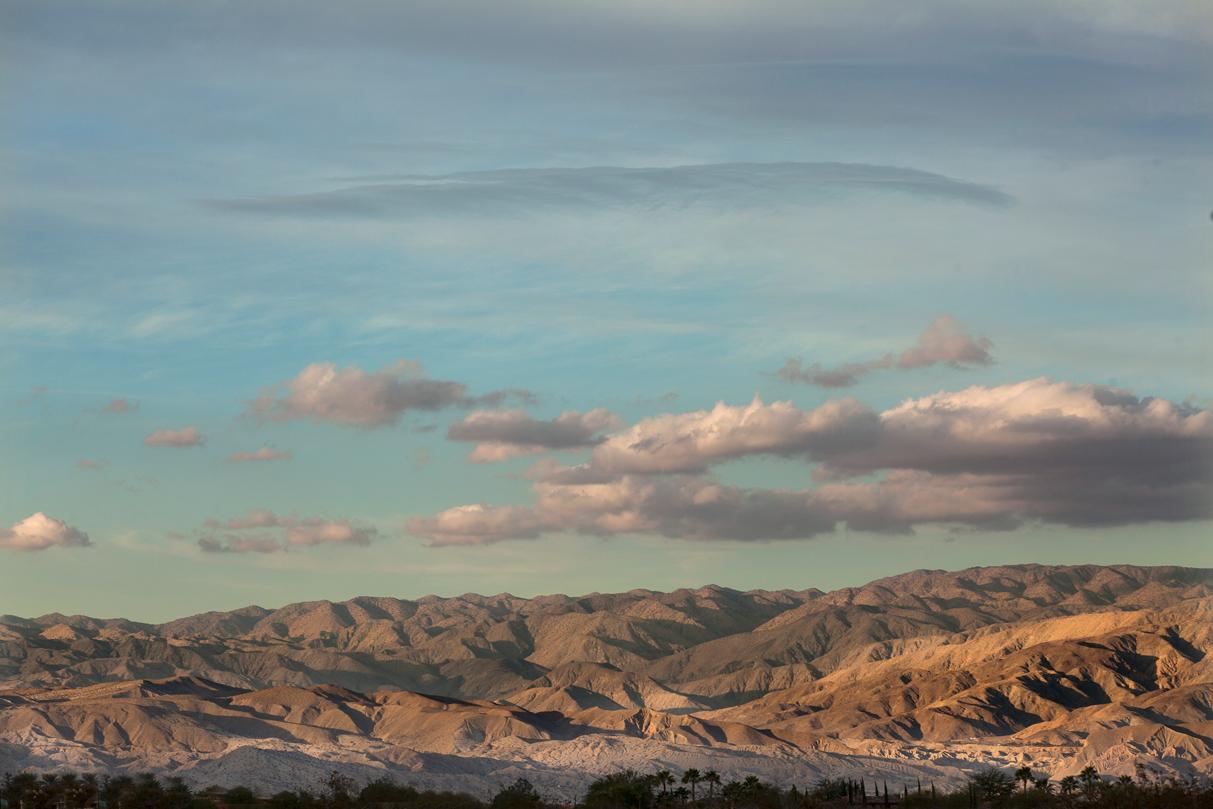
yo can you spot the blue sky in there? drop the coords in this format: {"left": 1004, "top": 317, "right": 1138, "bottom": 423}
{"left": 2, "top": 0, "right": 1210, "bottom": 621}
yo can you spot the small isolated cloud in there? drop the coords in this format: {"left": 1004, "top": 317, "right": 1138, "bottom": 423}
{"left": 448, "top": 408, "right": 621, "bottom": 462}
{"left": 409, "top": 378, "right": 1213, "bottom": 546}
{"left": 634, "top": 391, "right": 680, "bottom": 406}
{"left": 129, "top": 310, "right": 195, "bottom": 338}
{"left": 144, "top": 426, "right": 203, "bottom": 447}
{"left": 227, "top": 447, "right": 292, "bottom": 463}
{"left": 896, "top": 314, "right": 994, "bottom": 369}
{"left": 195, "top": 510, "right": 377, "bottom": 554}
{"left": 76, "top": 458, "right": 108, "bottom": 471}
{"left": 409, "top": 504, "right": 549, "bottom": 547}
{"left": 103, "top": 398, "right": 139, "bottom": 414}
{"left": 0, "top": 513, "right": 92, "bottom": 552}
{"left": 777, "top": 314, "right": 993, "bottom": 388}
{"left": 247, "top": 360, "right": 531, "bottom": 428}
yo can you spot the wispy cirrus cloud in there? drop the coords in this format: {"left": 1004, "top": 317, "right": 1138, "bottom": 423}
{"left": 247, "top": 360, "right": 533, "bottom": 428}
{"left": 196, "top": 509, "right": 377, "bottom": 554}
{"left": 410, "top": 378, "right": 1213, "bottom": 545}
{"left": 144, "top": 426, "right": 203, "bottom": 447}
{"left": 777, "top": 314, "right": 994, "bottom": 388}
{"left": 1, "top": 513, "right": 92, "bottom": 552}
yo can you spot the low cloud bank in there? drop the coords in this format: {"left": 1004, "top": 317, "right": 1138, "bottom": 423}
{"left": 410, "top": 378, "right": 1213, "bottom": 545}
{"left": 196, "top": 510, "right": 376, "bottom": 554}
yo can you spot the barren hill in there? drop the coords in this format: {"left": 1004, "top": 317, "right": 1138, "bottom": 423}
{"left": 2, "top": 564, "right": 1210, "bottom": 796}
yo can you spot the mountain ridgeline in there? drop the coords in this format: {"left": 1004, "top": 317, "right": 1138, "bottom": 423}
{"left": 1, "top": 564, "right": 1211, "bottom": 795}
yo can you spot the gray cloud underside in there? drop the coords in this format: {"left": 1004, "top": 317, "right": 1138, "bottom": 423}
{"left": 409, "top": 379, "right": 1213, "bottom": 545}
{"left": 447, "top": 409, "right": 620, "bottom": 462}
{"left": 247, "top": 361, "right": 535, "bottom": 428}
{"left": 207, "top": 163, "right": 1013, "bottom": 219}
{"left": 10, "top": 1, "right": 1208, "bottom": 68}
{"left": 448, "top": 409, "right": 618, "bottom": 448}
{"left": 196, "top": 510, "right": 376, "bottom": 554}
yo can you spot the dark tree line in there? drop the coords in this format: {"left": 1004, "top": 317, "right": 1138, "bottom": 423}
{"left": 3, "top": 765, "right": 1210, "bottom": 809}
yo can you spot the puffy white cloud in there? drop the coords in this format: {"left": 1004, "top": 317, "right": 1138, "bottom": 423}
{"left": 407, "top": 504, "right": 551, "bottom": 547}
{"left": 819, "top": 377, "right": 1213, "bottom": 480}
{"left": 0, "top": 513, "right": 92, "bottom": 551}
{"left": 246, "top": 360, "right": 531, "bottom": 428}
{"left": 778, "top": 314, "right": 993, "bottom": 388}
{"left": 581, "top": 396, "right": 878, "bottom": 475}
{"left": 196, "top": 510, "right": 376, "bottom": 553}
{"left": 227, "top": 447, "right": 292, "bottom": 463}
{"left": 409, "top": 378, "right": 1213, "bottom": 545}
{"left": 144, "top": 426, "right": 203, "bottom": 447}
{"left": 247, "top": 360, "right": 461, "bottom": 427}
{"left": 447, "top": 408, "right": 620, "bottom": 462}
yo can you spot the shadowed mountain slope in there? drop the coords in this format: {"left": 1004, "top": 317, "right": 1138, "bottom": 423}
{"left": 2, "top": 565, "right": 1210, "bottom": 793}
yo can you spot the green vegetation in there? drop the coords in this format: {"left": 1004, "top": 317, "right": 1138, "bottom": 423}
{"left": 2, "top": 766, "right": 1210, "bottom": 809}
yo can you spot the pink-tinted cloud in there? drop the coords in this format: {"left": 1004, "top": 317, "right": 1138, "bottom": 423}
{"left": 0, "top": 513, "right": 92, "bottom": 551}
{"left": 144, "top": 426, "right": 203, "bottom": 447}
{"left": 103, "top": 398, "right": 139, "bottom": 414}
{"left": 227, "top": 447, "right": 292, "bottom": 463}
{"left": 409, "top": 378, "right": 1213, "bottom": 545}
{"left": 777, "top": 314, "right": 993, "bottom": 388}
{"left": 896, "top": 314, "right": 993, "bottom": 369}
{"left": 448, "top": 408, "right": 620, "bottom": 462}
{"left": 581, "top": 396, "right": 877, "bottom": 475}
{"left": 247, "top": 360, "right": 531, "bottom": 428}
{"left": 408, "top": 504, "right": 550, "bottom": 546}
{"left": 195, "top": 510, "right": 376, "bottom": 553}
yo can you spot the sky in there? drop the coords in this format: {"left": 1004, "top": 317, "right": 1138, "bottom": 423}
{"left": 1, "top": 0, "right": 1211, "bottom": 622}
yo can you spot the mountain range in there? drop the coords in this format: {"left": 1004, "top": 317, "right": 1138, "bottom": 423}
{"left": 2, "top": 564, "right": 1211, "bottom": 797}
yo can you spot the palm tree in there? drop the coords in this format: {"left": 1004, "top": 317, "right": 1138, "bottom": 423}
{"left": 720, "top": 781, "right": 742, "bottom": 809}
{"left": 654, "top": 771, "right": 675, "bottom": 797}
{"left": 702, "top": 772, "right": 720, "bottom": 802}
{"left": 1059, "top": 776, "right": 1078, "bottom": 797}
{"left": 59, "top": 774, "right": 80, "bottom": 809}
{"left": 1080, "top": 767, "right": 1101, "bottom": 802}
{"left": 682, "top": 770, "right": 702, "bottom": 805}
{"left": 1014, "top": 767, "right": 1033, "bottom": 794}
